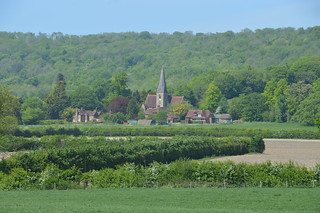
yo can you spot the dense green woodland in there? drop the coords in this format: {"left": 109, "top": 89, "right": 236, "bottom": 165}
{"left": 1, "top": 27, "right": 320, "bottom": 126}
{"left": 1, "top": 27, "right": 320, "bottom": 96}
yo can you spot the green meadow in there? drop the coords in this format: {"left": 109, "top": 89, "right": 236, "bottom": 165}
{"left": 20, "top": 121, "right": 318, "bottom": 131}
{"left": 0, "top": 188, "right": 319, "bottom": 213}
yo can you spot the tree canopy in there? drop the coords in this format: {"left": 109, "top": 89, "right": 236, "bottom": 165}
{"left": 1, "top": 27, "right": 320, "bottom": 97}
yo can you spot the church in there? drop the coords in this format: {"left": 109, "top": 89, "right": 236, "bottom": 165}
{"left": 142, "top": 66, "right": 184, "bottom": 117}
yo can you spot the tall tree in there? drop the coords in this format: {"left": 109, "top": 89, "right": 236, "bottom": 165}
{"left": 228, "top": 93, "right": 267, "bottom": 121}
{"left": 126, "top": 99, "right": 140, "bottom": 119}
{"left": 111, "top": 72, "right": 131, "bottom": 98}
{"left": 174, "top": 85, "right": 197, "bottom": 106}
{"left": 44, "top": 73, "right": 70, "bottom": 119}
{"left": 293, "top": 91, "right": 320, "bottom": 126}
{"left": 288, "top": 56, "right": 320, "bottom": 84}
{"left": 108, "top": 97, "right": 130, "bottom": 114}
{"left": 0, "top": 85, "right": 20, "bottom": 135}
{"left": 262, "top": 78, "right": 288, "bottom": 122}
{"left": 21, "top": 97, "right": 47, "bottom": 124}
{"left": 203, "top": 81, "right": 222, "bottom": 113}
{"left": 70, "top": 85, "right": 101, "bottom": 110}
{"left": 104, "top": 72, "right": 132, "bottom": 107}
{"left": 173, "top": 104, "right": 191, "bottom": 120}
{"left": 285, "top": 81, "right": 312, "bottom": 120}
{"left": 91, "top": 78, "right": 110, "bottom": 101}
{"left": 156, "top": 110, "right": 168, "bottom": 125}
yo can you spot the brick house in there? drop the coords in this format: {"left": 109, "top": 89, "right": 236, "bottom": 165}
{"left": 185, "top": 110, "right": 232, "bottom": 124}
{"left": 73, "top": 108, "right": 102, "bottom": 122}
{"left": 185, "top": 110, "right": 214, "bottom": 124}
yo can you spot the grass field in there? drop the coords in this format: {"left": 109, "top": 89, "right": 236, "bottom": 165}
{"left": 20, "top": 121, "right": 318, "bottom": 131}
{"left": 212, "top": 122, "right": 318, "bottom": 131}
{"left": 0, "top": 188, "right": 319, "bottom": 213}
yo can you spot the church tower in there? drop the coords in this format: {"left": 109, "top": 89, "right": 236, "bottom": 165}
{"left": 156, "top": 66, "right": 168, "bottom": 108}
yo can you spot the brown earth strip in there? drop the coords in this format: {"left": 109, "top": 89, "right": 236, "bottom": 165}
{"left": 211, "top": 139, "right": 320, "bottom": 168}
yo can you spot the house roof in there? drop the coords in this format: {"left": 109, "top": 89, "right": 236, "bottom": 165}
{"left": 144, "top": 107, "right": 166, "bottom": 115}
{"left": 170, "top": 96, "right": 184, "bottom": 105}
{"left": 185, "top": 110, "right": 213, "bottom": 119}
{"left": 214, "top": 114, "right": 232, "bottom": 119}
{"left": 167, "top": 114, "right": 177, "bottom": 121}
{"left": 138, "top": 120, "right": 155, "bottom": 125}
{"left": 144, "top": 95, "right": 157, "bottom": 108}
{"left": 144, "top": 95, "right": 184, "bottom": 110}
{"left": 156, "top": 66, "right": 167, "bottom": 93}
{"left": 77, "top": 108, "right": 101, "bottom": 116}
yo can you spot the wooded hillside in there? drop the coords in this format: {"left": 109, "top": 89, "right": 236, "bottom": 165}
{"left": 1, "top": 27, "right": 319, "bottom": 98}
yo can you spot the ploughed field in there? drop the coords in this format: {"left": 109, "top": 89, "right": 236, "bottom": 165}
{"left": 212, "top": 139, "right": 320, "bottom": 168}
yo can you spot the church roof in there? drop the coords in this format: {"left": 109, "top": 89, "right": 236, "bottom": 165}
{"left": 157, "top": 66, "right": 167, "bottom": 93}
{"left": 144, "top": 95, "right": 157, "bottom": 108}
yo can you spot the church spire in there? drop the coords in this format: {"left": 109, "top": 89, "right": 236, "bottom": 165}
{"left": 157, "top": 65, "right": 167, "bottom": 93}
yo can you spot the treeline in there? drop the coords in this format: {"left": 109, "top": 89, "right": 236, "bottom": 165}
{"left": 0, "top": 160, "right": 319, "bottom": 190}
{"left": 13, "top": 125, "right": 320, "bottom": 139}
{"left": 0, "top": 136, "right": 264, "bottom": 172}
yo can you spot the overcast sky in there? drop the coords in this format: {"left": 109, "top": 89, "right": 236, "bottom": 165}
{"left": 0, "top": 0, "right": 319, "bottom": 35}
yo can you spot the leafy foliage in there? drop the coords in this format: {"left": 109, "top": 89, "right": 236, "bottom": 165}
{"left": 0, "top": 86, "right": 20, "bottom": 135}
{"left": 70, "top": 85, "right": 101, "bottom": 110}
{"left": 292, "top": 91, "right": 320, "bottom": 125}
{"left": 1, "top": 136, "right": 263, "bottom": 172}
{"left": 44, "top": 73, "right": 70, "bottom": 119}
{"left": 173, "top": 104, "right": 191, "bottom": 120}
{"left": 155, "top": 110, "right": 168, "bottom": 125}
{"left": 1, "top": 28, "right": 320, "bottom": 98}
{"left": 202, "top": 81, "right": 221, "bottom": 113}
{"left": 108, "top": 97, "right": 130, "bottom": 114}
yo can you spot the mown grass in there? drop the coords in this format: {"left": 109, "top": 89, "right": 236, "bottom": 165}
{"left": 20, "top": 121, "right": 318, "bottom": 131}
{"left": 212, "top": 122, "right": 318, "bottom": 131}
{"left": 0, "top": 188, "right": 319, "bottom": 213}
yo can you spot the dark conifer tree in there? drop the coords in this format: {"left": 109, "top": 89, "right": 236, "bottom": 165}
{"left": 45, "top": 73, "right": 70, "bottom": 119}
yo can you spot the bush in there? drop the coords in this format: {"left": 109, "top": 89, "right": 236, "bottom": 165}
{"left": 2, "top": 136, "right": 262, "bottom": 172}
{"left": 13, "top": 125, "right": 320, "bottom": 139}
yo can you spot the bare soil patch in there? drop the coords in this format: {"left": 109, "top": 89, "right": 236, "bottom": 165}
{"left": 212, "top": 139, "right": 320, "bottom": 168}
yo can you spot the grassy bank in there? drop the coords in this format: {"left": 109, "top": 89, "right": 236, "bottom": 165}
{"left": 0, "top": 188, "right": 319, "bottom": 213}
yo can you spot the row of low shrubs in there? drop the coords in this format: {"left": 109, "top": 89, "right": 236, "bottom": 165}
{"left": 14, "top": 126, "right": 320, "bottom": 139}
{"left": 0, "top": 135, "right": 107, "bottom": 152}
{"left": 0, "top": 136, "right": 264, "bottom": 172}
{"left": 0, "top": 160, "right": 319, "bottom": 190}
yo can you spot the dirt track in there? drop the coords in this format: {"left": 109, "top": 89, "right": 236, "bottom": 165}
{"left": 212, "top": 139, "right": 320, "bottom": 168}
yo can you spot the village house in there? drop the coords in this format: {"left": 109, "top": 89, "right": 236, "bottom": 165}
{"left": 73, "top": 107, "right": 102, "bottom": 123}
{"left": 214, "top": 113, "right": 232, "bottom": 123}
{"left": 185, "top": 110, "right": 232, "bottom": 124}
{"left": 185, "top": 110, "right": 214, "bottom": 124}
{"left": 142, "top": 66, "right": 184, "bottom": 117}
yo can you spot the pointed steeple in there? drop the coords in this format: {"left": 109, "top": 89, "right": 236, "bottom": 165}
{"left": 157, "top": 65, "right": 167, "bottom": 93}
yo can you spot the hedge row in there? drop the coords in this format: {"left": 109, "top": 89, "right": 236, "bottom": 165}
{"left": 0, "top": 136, "right": 264, "bottom": 173}
{"left": 14, "top": 126, "right": 320, "bottom": 139}
{"left": 0, "top": 160, "right": 319, "bottom": 190}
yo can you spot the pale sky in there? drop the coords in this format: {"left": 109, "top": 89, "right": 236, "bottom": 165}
{"left": 0, "top": 0, "right": 319, "bottom": 35}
